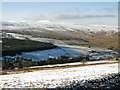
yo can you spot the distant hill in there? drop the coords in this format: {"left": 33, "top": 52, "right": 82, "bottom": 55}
{"left": 1, "top": 21, "right": 119, "bottom": 50}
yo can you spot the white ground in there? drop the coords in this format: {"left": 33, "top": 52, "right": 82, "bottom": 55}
{"left": 4, "top": 44, "right": 114, "bottom": 61}
{"left": 0, "top": 63, "right": 119, "bottom": 89}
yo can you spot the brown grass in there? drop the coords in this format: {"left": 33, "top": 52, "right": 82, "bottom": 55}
{"left": 3, "top": 30, "right": 119, "bottom": 49}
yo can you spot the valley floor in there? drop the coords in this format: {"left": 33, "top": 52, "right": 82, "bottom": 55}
{"left": 4, "top": 44, "right": 118, "bottom": 61}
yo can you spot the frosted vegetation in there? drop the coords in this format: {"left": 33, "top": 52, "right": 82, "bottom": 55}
{"left": 0, "top": 63, "right": 119, "bottom": 88}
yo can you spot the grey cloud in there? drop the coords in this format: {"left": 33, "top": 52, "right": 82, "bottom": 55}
{"left": 41, "top": 13, "right": 116, "bottom": 20}
{"left": 25, "top": 16, "right": 42, "bottom": 21}
{"left": 67, "top": 8, "right": 80, "bottom": 12}
{"left": 66, "top": 8, "right": 90, "bottom": 13}
{"left": 25, "top": 13, "right": 116, "bottom": 21}
{"left": 102, "top": 7, "right": 118, "bottom": 12}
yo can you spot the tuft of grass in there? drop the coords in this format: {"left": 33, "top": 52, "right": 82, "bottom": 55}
{"left": 60, "top": 83, "right": 64, "bottom": 86}
{"left": 73, "top": 80, "right": 76, "bottom": 83}
{"left": 81, "top": 80, "right": 84, "bottom": 83}
{"left": 4, "top": 83, "right": 7, "bottom": 85}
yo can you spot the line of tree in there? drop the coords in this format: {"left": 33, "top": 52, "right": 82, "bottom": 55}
{"left": 2, "top": 55, "right": 90, "bottom": 70}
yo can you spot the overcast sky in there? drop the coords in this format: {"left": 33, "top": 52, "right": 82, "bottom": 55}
{"left": 2, "top": 2, "right": 118, "bottom": 25}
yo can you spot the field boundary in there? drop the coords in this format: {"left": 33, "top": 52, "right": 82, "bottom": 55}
{"left": 1, "top": 61, "right": 120, "bottom": 75}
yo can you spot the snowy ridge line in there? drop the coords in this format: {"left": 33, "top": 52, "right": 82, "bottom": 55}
{"left": 1, "top": 21, "right": 118, "bottom": 33}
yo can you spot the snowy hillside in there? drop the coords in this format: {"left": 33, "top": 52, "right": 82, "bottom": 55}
{"left": 1, "top": 21, "right": 118, "bottom": 33}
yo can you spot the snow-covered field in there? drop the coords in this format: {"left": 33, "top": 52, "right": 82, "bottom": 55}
{"left": 21, "top": 46, "right": 84, "bottom": 61}
{"left": 0, "top": 63, "right": 119, "bottom": 89}
{"left": 11, "top": 45, "right": 113, "bottom": 61}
